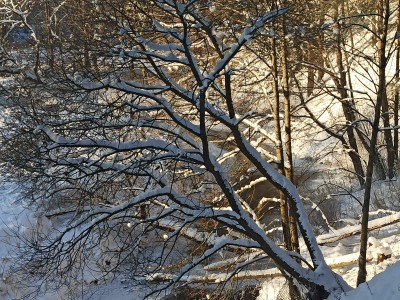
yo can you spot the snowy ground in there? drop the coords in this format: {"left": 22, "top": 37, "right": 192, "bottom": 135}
{"left": 1, "top": 181, "right": 400, "bottom": 300}
{"left": 256, "top": 221, "right": 400, "bottom": 299}
{"left": 0, "top": 182, "right": 24, "bottom": 299}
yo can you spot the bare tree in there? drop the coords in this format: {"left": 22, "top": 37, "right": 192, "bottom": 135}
{"left": 0, "top": 1, "right": 353, "bottom": 299}
{"left": 357, "top": 0, "right": 392, "bottom": 286}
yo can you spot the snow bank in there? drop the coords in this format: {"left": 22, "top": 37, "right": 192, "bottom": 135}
{"left": 337, "top": 262, "right": 400, "bottom": 300}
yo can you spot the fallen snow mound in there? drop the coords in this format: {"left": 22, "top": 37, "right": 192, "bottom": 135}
{"left": 337, "top": 262, "right": 400, "bottom": 300}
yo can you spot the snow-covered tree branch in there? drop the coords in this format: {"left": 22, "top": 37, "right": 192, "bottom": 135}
{"left": 2, "top": 1, "right": 379, "bottom": 299}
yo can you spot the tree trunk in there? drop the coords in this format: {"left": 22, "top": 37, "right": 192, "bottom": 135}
{"left": 44, "top": 0, "right": 54, "bottom": 69}
{"left": 306, "top": 43, "right": 315, "bottom": 97}
{"left": 382, "top": 92, "right": 395, "bottom": 178}
{"left": 335, "top": 3, "right": 365, "bottom": 186}
{"left": 340, "top": 0, "right": 387, "bottom": 180}
{"left": 394, "top": 0, "right": 400, "bottom": 163}
{"left": 376, "top": 0, "right": 395, "bottom": 179}
{"left": 281, "top": 35, "right": 300, "bottom": 255}
{"left": 357, "top": 0, "right": 389, "bottom": 286}
{"left": 272, "top": 37, "right": 291, "bottom": 250}
{"left": 376, "top": 0, "right": 395, "bottom": 180}
{"left": 79, "top": 0, "right": 91, "bottom": 69}
{"left": 281, "top": 19, "right": 302, "bottom": 299}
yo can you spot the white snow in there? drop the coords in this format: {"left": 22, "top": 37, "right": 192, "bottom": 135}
{"left": 337, "top": 262, "right": 400, "bottom": 300}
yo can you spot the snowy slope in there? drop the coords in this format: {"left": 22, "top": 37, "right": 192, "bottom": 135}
{"left": 338, "top": 262, "right": 400, "bottom": 300}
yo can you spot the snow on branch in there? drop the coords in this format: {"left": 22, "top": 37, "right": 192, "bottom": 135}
{"left": 146, "top": 238, "right": 261, "bottom": 291}
{"left": 11, "top": 1, "right": 354, "bottom": 297}
{"left": 35, "top": 125, "right": 202, "bottom": 162}
{"left": 200, "top": 8, "right": 288, "bottom": 89}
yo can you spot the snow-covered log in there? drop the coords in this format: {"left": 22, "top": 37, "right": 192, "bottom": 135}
{"left": 317, "top": 212, "right": 400, "bottom": 245}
